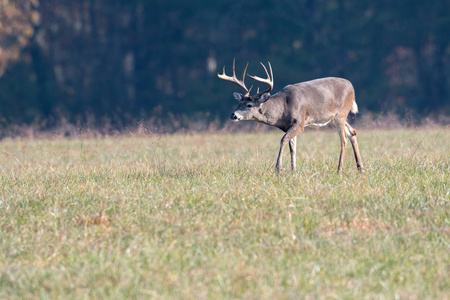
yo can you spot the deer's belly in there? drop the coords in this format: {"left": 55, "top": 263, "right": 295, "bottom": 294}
{"left": 305, "top": 119, "right": 332, "bottom": 128}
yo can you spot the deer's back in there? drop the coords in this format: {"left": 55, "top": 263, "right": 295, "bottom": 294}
{"left": 278, "top": 77, "right": 355, "bottom": 125}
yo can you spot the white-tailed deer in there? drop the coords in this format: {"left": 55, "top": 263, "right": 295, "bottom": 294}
{"left": 218, "top": 59, "right": 364, "bottom": 173}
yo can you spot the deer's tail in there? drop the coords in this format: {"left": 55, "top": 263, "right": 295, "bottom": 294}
{"left": 351, "top": 100, "right": 359, "bottom": 114}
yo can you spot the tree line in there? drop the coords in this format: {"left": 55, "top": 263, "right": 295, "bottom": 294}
{"left": 0, "top": 0, "right": 448, "bottom": 129}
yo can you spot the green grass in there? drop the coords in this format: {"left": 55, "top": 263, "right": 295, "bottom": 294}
{"left": 0, "top": 128, "right": 449, "bottom": 299}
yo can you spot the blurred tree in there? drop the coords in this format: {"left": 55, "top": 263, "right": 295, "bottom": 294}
{"left": 0, "top": 0, "right": 39, "bottom": 76}
{"left": 0, "top": 0, "right": 448, "bottom": 128}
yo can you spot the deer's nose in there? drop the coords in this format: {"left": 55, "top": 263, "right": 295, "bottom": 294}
{"left": 230, "top": 113, "right": 238, "bottom": 120}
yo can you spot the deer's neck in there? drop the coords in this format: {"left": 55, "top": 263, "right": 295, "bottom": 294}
{"left": 252, "top": 94, "right": 289, "bottom": 131}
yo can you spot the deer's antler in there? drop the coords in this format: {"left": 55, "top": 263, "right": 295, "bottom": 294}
{"left": 217, "top": 58, "right": 252, "bottom": 96}
{"left": 248, "top": 62, "right": 273, "bottom": 95}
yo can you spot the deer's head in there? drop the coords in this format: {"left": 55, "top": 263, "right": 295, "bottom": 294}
{"left": 218, "top": 59, "right": 273, "bottom": 121}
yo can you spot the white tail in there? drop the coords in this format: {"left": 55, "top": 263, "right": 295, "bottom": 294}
{"left": 351, "top": 101, "right": 359, "bottom": 114}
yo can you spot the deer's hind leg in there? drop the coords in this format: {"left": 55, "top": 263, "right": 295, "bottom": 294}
{"left": 334, "top": 119, "right": 348, "bottom": 173}
{"left": 345, "top": 122, "right": 364, "bottom": 172}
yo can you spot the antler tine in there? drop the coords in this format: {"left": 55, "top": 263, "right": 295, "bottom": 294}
{"left": 247, "top": 61, "right": 274, "bottom": 95}
{"left": 241, "top": 62, "right": 249, "bottom": 83}
{"left": 231, "top": 58, "right": 237, "bottom": 78}
{"left": 217, "top": 58, "right": 249, "bottom": 94}
{"left": 260, "top": 62, "right": 270, "bottom": 79}
{"left": 241, "top": 62, "right": 253, "bottom": 96}
{"left": 247, "top": 85, "right": 253, "bottom": 96}
{"left": 268, "top": 61, "right": 273, "bottom": 83}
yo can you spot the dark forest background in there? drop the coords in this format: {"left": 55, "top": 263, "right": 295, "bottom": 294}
{"left": 0, "top": 0, "right": 449, "bottom": 131}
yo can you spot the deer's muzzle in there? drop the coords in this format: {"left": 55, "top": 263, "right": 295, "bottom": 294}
{"left": 230, "top": 113, "right": 242, "bottom": 121}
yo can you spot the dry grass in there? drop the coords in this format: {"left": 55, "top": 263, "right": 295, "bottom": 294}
{"left": 0, "top": 127, "right": 449, "bottom": 299}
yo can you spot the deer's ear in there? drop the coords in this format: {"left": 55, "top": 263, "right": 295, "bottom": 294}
{"left": 233, "top": 92, "right": 243, "bottom": 101}
{"left": 259, "top": 93, "right": 270, "bottom": 103}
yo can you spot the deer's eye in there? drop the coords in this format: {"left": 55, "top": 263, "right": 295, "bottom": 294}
{"left": 246, "top": 103, "right": 253, "bottom": 108}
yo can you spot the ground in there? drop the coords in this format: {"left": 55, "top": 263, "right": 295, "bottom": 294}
{"left": 0, "top": 128, "right": 449, "bottom": 298}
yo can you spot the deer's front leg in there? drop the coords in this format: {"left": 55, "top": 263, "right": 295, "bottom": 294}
{"left": 289, "top": 136, "right": 297, "bottom": 172}
{"left": 276, "top": 126, "right": 303, "bottom": 173}
{"left": 275, "top": 144, "right": 285, "bottom": 174}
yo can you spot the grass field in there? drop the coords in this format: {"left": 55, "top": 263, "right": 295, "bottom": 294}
{"left": 0, "top": 128, "right": 449, "bottom": 299}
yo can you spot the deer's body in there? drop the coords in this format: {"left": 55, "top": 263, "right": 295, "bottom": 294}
{"left": 219, "top": 60, "right": 364, "bottom": 173}
{"left": 246, "top": 77, "right": 354, "bottom": 131}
